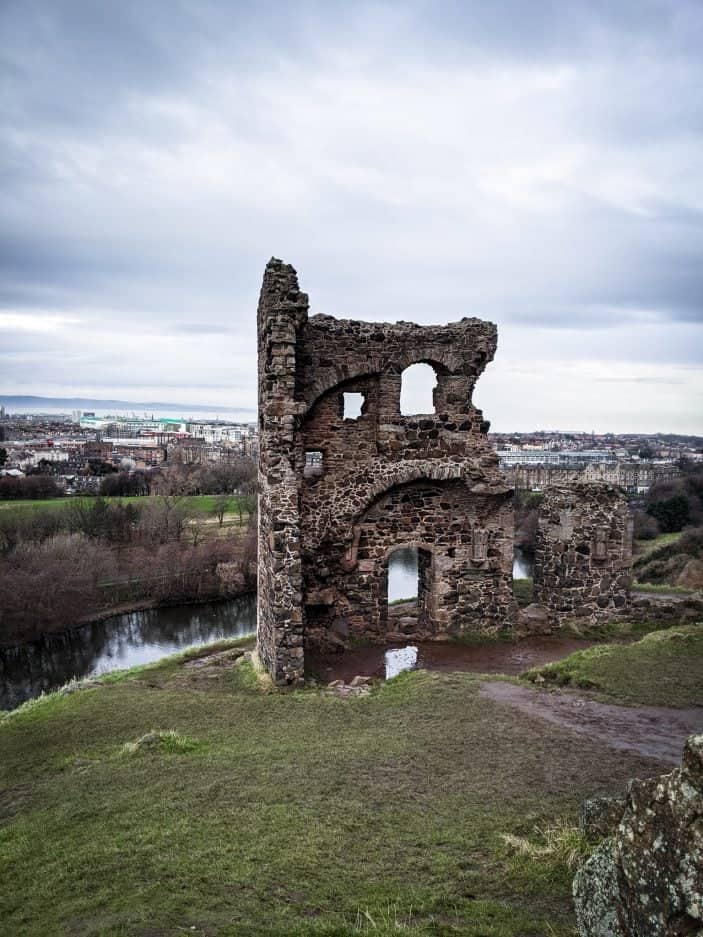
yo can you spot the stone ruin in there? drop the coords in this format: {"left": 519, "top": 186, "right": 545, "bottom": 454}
{"left": 255, "top": 258, "right": 634, "bottom": 686}
{"left": 257, "top": 258, "right": 515, "bottom": 685}
{"left": 533, "top": 483, "right": 634, "bottom": 627}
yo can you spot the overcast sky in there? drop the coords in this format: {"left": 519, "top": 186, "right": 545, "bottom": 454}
{"left": 1, "top": 0, "right": 701, "bottom": 432}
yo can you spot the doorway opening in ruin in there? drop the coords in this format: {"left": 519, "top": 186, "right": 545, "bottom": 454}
{"left": 400, "top": 362, "right": 437, "bottom": 415}
{"left": 386, "top": 545, "right": 432, "bottom": 634}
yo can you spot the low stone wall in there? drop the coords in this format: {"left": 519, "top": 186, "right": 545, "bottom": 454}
{"left": 627, "top": 592, "right": 703, "bottom": 625}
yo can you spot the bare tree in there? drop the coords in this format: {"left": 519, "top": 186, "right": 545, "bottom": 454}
{"left": 213, "top": 494, "right": 230, "bottom": 528}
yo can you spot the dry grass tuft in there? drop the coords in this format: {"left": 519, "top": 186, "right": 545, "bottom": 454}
{"left": 501, "top": 817, "right": 593, "bottom": 871}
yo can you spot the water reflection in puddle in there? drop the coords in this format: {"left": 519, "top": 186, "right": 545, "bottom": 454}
{"left": 385, "top": 645, "right": 418, "bottom": 679}
{"left": 308, "top": 636, "right": 596, "bottom": 686}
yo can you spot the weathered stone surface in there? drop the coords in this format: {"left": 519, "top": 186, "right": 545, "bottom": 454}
{"left": 579, "top": 794, "right": 626, "bottom": 840}
{"left": 621, "top": 593, "right": 703, "bottom": 627}
{"left": 574, "top": 840, "right": 625, "bottom": 937}
{"left": 534, "top": 484, "right": 633, "bottom": 627}
{"left": 256, "top": 258, "right": 516, "bottom": 685}
{"left": 349, "top": 675, "right": 373, "bottom": 687}
{"left": 574, "top": 734, "right": 703, "bottom": 936}
{"left": 516, "top": 603, "right": 551, "bottom": 635}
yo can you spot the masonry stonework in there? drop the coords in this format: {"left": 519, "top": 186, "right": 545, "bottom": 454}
{"left": 257, "top": 258, "right": 516, "bottom": 685}
{"left": 533, "top": 483, "right": 633, "bottom": 625}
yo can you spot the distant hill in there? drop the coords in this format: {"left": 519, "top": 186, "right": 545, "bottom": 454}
{"left": 0, "top": 395, "right": 255, "bottom": 417}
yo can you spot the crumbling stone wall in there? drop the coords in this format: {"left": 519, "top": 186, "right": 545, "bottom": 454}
{"left": 533, "top": 484, "right": 633, "bottom": 625}
{"left": 257, "top": 258, "right": 515, "bottom": 685}
{"left": 256, "top": 261, "right": 308, "bottom": 684}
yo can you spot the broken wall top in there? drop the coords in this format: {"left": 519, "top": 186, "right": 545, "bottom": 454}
{"left": 257, "top": 257, "right": 499, "bottom": 419}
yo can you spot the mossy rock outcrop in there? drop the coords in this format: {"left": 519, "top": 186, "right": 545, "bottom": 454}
{"left": 574, "top": 734, "right": 703, "bottom": 936}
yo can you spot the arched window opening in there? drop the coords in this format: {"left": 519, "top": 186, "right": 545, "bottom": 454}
{"left": 400, "top": 363, "right": 436, "bottom": 416}
{"left": 343, "top": 392, "right": 365, "bottom": 420}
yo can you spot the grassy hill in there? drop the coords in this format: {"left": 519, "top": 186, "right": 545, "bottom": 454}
{"left": 0, "top": 635, "right": 681, "bottom": 937}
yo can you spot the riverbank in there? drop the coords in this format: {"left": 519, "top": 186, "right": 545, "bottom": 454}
{"left": 0, "top": 594, "right": 257, "bottom": 711}
{"left": 0, "top": 504, "right": 256, "bottom": 647}
{"left": 73, "top": 588, "right": 256, "bottom": 632}
{"left": 3, "top": 625, "right": 699, "bottom": 935}
{"left": 0, "top": 586, "right": 256, "bottom": 651}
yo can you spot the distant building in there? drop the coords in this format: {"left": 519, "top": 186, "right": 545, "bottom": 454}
{"left": 505, "top": 460, "right": 680, "bottom": 494}
{"left": 102, "top": 438, "right": 166, "bottom": 467}
{"left": 497, "top": 447, "right": 617, "bottom": 467}
{"left": 17, "top": 448, "right": 70, "bottom": 470}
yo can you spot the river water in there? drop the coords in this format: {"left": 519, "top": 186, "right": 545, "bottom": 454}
{"left": 1, "top": 551, "right": 534, "bottom": 710}
{"left": 0, "top": 595, "right": 256, "bottom": 711}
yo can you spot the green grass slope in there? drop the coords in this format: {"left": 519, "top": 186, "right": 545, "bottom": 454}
{"left": 0, "top": 646, "right": 663, "bottom": 937}
{"left": 525, "top": 624, "right": 703, "bottom": 707}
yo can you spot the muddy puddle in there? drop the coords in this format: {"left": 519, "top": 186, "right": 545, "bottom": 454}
{"left": 306, "top": 636, "right": 594, "bottom": 684}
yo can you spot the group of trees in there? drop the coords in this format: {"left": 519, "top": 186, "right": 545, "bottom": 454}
{"left": 0, "top": 494, "right": 256, "bottom": 553}
{"left": 0, "top": 532, "right": 256, "bottom": 646}
{"left": 99, "top": 470, "right": 151, "bottom": 497}
{"left": 0, "top": 474, "right": 62, "bottom": 500}
{"left": 639, "top": 464, "right": 703, "bottom": 536}
{"left": 0, "top": 455, "right": 257, "bottom": 502}
{"left": 150, "top": 457, "right": 256, "bottom": 497}
{"left": 0, "top": 494, "right": 258, "bottom": 646}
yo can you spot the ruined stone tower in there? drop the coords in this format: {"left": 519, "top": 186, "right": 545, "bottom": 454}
{"left": 257, "top": 258, "right": 515, "bottom": 686}
{"left": 534, "top": 483, "right": 633, "bottom": 625}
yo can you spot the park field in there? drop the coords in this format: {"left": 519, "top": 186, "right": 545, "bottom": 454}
{"left": 0, "top": 493, "right": 249, "bottom": 515}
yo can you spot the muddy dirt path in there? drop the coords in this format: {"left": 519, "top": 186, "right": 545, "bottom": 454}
{"left": 480, "top": 681, "right": 703, "bottom": 764}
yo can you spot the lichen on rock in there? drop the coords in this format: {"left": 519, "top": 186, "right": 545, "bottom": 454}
{"left": 573, "top": 734, "right": 703, "bottom": 936}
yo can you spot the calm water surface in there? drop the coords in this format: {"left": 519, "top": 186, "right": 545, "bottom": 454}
{"left": 3, "top": 549, "right": 533, "bottom": 710}
{"left": 0, "top": 595, "right": 256, "bottom": 711}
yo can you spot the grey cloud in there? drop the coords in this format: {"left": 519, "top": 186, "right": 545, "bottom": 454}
{"left": 172, "top": 323, "right": 233, "bottom": 335}
{"left": 0, "top": 0, "right": 701, "bottom": 430}
{"left": 595, "top": 377, "right": 686, "bottom": 385}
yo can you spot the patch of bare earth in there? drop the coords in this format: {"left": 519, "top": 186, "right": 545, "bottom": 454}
{"left": 480, "top": 681, "right": 703, "bottom": 764}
